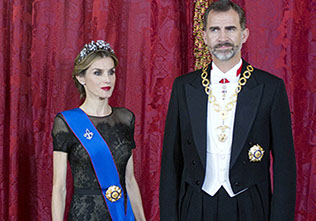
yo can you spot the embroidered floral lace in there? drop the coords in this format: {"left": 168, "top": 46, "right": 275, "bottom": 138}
{"left": 52, "top": 107, "right": 136, "bottom": 221}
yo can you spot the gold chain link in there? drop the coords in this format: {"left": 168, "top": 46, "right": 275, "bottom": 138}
{"left": 201, "top": 64, "right": 254, "bottom": 113}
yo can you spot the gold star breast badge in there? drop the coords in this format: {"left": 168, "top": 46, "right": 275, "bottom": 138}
{"left": 248, "top": 144, "right": 265, "bottom": 162}
{"left": 105, "top": 185, "right": 122, "bottom": 202}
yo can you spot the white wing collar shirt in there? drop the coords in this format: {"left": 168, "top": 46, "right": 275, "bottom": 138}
{"left": 202, "top": 59, "right": 247, "bottom": 197}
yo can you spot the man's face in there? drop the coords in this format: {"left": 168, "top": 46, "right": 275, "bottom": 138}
{"left": 203, "top": 9, "right": 249, "bottom": 61}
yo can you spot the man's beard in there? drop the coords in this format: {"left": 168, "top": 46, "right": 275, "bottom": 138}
{"left": 210, "top": 42, "right": 241, "bottom": 61}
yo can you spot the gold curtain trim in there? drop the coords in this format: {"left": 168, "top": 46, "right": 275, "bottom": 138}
{"left": 193, "top": 0, "right": 212, "bottom": 70}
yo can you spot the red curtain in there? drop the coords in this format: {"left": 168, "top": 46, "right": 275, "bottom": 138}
{"left": 0, "top": 0, "right": 314, "bottom": 220}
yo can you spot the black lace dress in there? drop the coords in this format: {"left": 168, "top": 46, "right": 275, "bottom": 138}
{"left": 52, "top": 107, "right": 136, "bottom": 221}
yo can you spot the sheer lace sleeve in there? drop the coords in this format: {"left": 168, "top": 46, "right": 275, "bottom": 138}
{"left": 116, "top": 108, "right": 136, "bottom": 149}
{"left": 130, "top": 112, "right": 136, "bottom": 149}
{"left": 111, "top": 107, "right": 136, "bottom": 149}
{"left": 52, "top": 114, "right": 74, "bottom": 153}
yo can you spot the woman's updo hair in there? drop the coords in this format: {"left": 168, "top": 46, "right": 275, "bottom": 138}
{"left": 72, "top": 40, "right": 118, "bottom": 99}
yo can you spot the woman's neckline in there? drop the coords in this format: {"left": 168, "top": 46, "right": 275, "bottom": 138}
{"left": 82, "top": 106, "right": 114, "bottom": 118}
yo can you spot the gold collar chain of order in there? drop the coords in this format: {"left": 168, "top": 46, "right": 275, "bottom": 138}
{"left": 201, "top": 64, "right": 254, "bottom": 120}
{"left": 201, "top": 64, "right": 254, "bottom": 142}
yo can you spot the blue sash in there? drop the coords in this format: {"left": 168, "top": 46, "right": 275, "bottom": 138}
{"left": 61, "top": 108, "right": 135, "bottom": 221}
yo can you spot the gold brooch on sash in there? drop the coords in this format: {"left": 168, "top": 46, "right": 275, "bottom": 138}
{"left": 248, "top": 144, "right": 264, "bottom": 162}
{"left": 105, "top": 185, "right": 122, "bottom": 202}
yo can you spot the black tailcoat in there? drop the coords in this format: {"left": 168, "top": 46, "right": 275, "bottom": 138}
{"left": 160, "top": 60, "right": 296, "bottom": 221}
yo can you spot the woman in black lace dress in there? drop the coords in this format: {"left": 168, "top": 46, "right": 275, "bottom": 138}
{"left": 51, "top": 40, "right": 146, "bottom": 221}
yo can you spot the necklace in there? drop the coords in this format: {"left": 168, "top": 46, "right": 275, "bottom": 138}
{"left": 201, "top": 64, "right": 254, "bottom": 142}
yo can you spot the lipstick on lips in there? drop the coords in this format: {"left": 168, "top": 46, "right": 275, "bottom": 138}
{"left": 101, "top": 86, "right": 111, "bottom": 91}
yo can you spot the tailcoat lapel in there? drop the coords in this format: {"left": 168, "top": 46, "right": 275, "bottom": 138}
{"left": 183, "top": 62, "right": 263, "bottom": 169}
{"left": 230, "top": 61, "right": 263, "bottom": 168}
{"left": 185, "top": 66, "right": 210, "bottom": 168}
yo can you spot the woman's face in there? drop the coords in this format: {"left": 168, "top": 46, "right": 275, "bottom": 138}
{"left": 77, "top": 57, "right": 116, "bottom": 100}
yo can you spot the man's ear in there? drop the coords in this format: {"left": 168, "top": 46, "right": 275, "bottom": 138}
{"left": 202, "top": 31, "right": 208, "bottom": 45}
{"left": 241, "top": 28, "right": 250, "bottom": 44}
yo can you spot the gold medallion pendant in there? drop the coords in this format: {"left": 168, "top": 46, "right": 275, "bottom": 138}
{"left": 105, "top": 185, "right": 122, "bottom": 202}
{"left": 216, "top": 125, "right": 230, "bottom": 142}
{"left": 248, "top": 144, "right": 265, "bottom": 162}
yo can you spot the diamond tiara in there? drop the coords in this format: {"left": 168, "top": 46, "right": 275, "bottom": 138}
{"left": 78, "top": 40, "right": 115, "bottom": 63}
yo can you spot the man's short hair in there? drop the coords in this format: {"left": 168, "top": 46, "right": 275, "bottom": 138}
{"left": 203, "top": 0, "right": 246, "bottom": 30}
